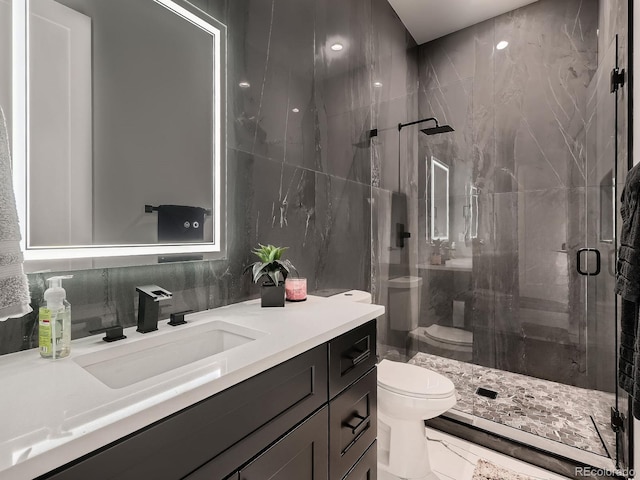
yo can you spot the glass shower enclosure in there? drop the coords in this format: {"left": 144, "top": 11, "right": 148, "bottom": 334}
{"left": 373, "top": 0, "right": 629, "bottom": 470}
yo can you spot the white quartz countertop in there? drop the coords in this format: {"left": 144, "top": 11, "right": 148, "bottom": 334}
{"left": 0, "top": 296, "right": 384, "bottom": 480}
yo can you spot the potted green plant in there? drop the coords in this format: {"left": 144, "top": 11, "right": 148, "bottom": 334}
{"left": 244, "top": 244, "right": 296, "bottom": 307}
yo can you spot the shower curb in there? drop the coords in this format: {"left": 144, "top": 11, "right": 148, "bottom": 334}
{"left": 426, "top": 416, "right": 625, "bottom": 480}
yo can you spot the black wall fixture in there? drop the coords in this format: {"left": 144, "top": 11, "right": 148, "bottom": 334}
{"left": 368, "top": 116, "right": 454, "bottom": 138}
{"left": 398, "top": 117, "right": 455, "bottom": 135}
{"left": 396, "top": 223, "right": 411, "bottom": 248}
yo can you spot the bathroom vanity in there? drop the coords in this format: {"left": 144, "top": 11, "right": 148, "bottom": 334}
{"left": 0, "top": 296, "right": 382, "bottom": 480}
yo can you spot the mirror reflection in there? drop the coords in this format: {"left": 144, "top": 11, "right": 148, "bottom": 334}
{"left": 430, "top": 156, "right": 449, "bottom": 241}
{"left": 26, "top": 0, "right": 219, "bottom": 248}
{"left": 464, "top": 183, "right": 478, "bottom": 242}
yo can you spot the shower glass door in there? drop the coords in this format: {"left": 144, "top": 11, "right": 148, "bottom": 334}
{"left": 583, "top": 32, "right": 624, "bottom": 467}
{"left": 464, "top": 28, "right": 622, "bottom": 468}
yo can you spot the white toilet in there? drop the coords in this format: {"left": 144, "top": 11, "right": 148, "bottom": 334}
{"left": 330, "top": 287, "right": 458, "bottom": 479}
{"left": 377, "top": 359, "right": 456, "bottom": 479}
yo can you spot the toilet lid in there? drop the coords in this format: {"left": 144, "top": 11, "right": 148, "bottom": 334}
{"left": 378, "top": 359, "right": 455, "bottom": 399}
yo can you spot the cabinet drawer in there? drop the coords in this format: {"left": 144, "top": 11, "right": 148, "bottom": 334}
{"left": 329, "top": 367, "right": 377, "bottom": 480}
{"left": 343, "top": 441, "right": 377, "bottom": 480}
{"left": 329, "top": 320, "right": 376, "bottom": 399}
{"left": 239, "top": 407, "right": 328, "bottom": 480}
{"left": 43, "top": 345, "right": 328, "bottom": 480}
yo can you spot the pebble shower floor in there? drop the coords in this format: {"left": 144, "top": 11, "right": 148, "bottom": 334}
{"left": 408, "top": 352, "right": 615, "bottom": 458}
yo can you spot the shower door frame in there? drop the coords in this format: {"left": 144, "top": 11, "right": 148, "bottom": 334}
{"left": 619, "top": 0, "right": 634, "bottom": 472}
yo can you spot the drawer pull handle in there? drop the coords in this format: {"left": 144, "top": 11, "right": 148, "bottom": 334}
{"left": 349, "top": 350, "right": 370, "bottom": 366}
{"left": 343, "top": 413, "right": 370, "bottom": 435}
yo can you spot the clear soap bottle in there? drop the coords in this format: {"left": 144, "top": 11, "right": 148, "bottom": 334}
{"left": 39, "top": 275, "right": 73, "bottom": 359}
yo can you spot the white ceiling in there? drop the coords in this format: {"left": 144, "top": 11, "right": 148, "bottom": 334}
{"left": 387, "top": 0, "right": 540, "bottom": 45}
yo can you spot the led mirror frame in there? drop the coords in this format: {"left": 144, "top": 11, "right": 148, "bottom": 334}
{"left": 12, "top": 0, "right": 224, "bottom": 261}
{"left": 430, "top": 156, "right": 449, "bottom": 241}
{"left": 468, "top": 184, "right": 478, "bottom": 240}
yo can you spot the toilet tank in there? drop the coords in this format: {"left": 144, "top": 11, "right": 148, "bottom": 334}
{"left": 328, "top": 290, "right": 372, "bottom": 304}
{"left": 387, "top": 276, "right": 422, "bottom": 331}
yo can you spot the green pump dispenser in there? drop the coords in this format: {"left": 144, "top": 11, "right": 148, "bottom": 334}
{"left": 39, "top": 275, "right": 73, "bottom": 359}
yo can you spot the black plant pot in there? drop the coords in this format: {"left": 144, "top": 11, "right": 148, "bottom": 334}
{"left": 261, "top": 282, "right": 285, "bottom": 307}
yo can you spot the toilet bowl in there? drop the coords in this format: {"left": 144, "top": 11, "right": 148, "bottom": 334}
{"left": 409, "top": 325, "right": 473, "bottom": 362}
{"left": 377, "top": 359, "right": 456, "bottom": 480}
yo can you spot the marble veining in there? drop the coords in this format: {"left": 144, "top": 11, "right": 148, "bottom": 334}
{"left": 1, "top": 0, "right": 629, "bottom": 472}
{"left": 1, "top": 0, "right": 421, "bottom": 355}
{"left": 472, "top": 459, "right": 535, "bottom": 480}
{"left": 391, "top": 0, "right": 623, "bottom": 396}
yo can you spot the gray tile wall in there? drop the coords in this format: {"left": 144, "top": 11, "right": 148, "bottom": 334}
{"left": 0, "top": 0, "right": 418, "bottom": 356}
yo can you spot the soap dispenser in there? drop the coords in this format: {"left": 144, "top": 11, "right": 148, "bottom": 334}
{"left": 39, "top": 275, "right": 73, "bottom": 359}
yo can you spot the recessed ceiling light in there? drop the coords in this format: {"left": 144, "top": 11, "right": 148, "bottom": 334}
{"left": 373, "top": 81, "right": 383, "bottom": 88}
{"left": 292, "top": 108, "right": 300, "bottom": 113}
{"left": 496, "top": 41, "right": 509, "bottom": 50}
{"left": 330, "top": 43, "right": 344, "bottom": 52}
{"left": 239, "top": 81, "right": 251, "bottom": 88}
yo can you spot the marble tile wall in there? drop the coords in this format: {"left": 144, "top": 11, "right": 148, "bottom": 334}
{"left": 0, "top": 0, "right": 418, "bottom": 355}
{"left": 410, "top": 0, "right": 627, "bottom": 389}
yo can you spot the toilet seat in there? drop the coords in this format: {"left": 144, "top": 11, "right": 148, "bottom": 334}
{"left": 378, "top": 359, "right": 455, "bottom": 399}
{"left": 423, "top": 324, "right": 473, "bottom": 347}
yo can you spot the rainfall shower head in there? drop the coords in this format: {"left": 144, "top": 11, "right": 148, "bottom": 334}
{"left": 421, "top": 124, "right": 455, "bottom": 135}
{"left": 397, "top": 117, "right": 455, "bottom": 136}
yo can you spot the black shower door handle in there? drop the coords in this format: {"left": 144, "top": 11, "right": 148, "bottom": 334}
{"left": 577, "top": 248, "right": 601, "bottom": 276}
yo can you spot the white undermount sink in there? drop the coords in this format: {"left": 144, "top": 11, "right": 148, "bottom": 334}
{"left": 74, "top": 320, "right": 267, "bottom": 389}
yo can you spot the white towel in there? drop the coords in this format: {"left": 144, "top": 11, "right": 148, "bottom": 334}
{"left": 0, "top": 106, "right": 31, "bottom": 321}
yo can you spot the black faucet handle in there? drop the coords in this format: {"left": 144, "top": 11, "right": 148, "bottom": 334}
{"left": 168, "top": 310, "right": 193, "bottom": 326}
{"left": 90, "top": 325, "right": 127, "bottom": 342}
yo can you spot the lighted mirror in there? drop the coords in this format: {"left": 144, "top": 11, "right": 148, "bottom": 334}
{"left": 430, "top": 156, "right": 449, "bottom": 241}
{"left": 9, "top": 0, "right": 225, "bottom": 266}
{"left": 464, "top": 183, "right": 478, "bottom": 241}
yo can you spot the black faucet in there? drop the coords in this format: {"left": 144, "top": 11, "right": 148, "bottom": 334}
{"left": 135, "top": 285, "right": 173, "bottom": 333}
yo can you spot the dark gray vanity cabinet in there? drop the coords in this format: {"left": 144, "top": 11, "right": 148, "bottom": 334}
{"left": 328, "top": 321, "right": 377, "bottom": 480}
{"left": 38, "top": 320, "right": 377, "bottom": 480}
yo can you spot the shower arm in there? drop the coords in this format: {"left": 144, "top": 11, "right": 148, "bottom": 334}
{"left": 368, "top": 117, "right": 442, "bottom": 138}
{"left": 398, "top": 117, "right": 440, "bottom": 131}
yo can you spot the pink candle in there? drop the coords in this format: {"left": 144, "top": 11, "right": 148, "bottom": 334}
{"left": 285, "top": 278, "right": 307, "bottom": 301}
